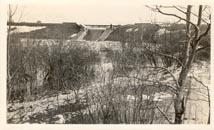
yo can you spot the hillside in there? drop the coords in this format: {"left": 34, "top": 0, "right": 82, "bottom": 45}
{"left": 16, "top": 23, "right": 81, "bottom": 39}
{"left": 105, "top": 23, "right": 160, "bottom": 43}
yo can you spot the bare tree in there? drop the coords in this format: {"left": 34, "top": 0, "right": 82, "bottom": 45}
{"left": 7, "top": 4, "right": 18, "bottom": 102}
{"left": 7, "top": 4, "right": 26, "bottom": 102}
{"left": 146, "top": 5, "right": 210, "bottom": 124}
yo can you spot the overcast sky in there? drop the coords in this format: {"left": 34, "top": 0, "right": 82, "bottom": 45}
{"left": 9, "top": 0, "right": 207, "bottom": 25}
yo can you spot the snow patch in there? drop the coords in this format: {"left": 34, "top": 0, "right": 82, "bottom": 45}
{"left": 156, "top": 28, "right": 170, "bottom": 35}
{"left": 126, "top": 92, "right": 172, "bottom": 102}
{"left": 53, "top": 114, "right": 65, "bottom": 124}
{"left": 15, "top": 26, "right": 46, "bottom": 33}
{"left": 134, "top": 28, "right": 139, "bottom": 32}
{"left": 153, "top": 92, "right": 172, "bottom": 101}
{"left": 126, "top": 28, "right": 133, "bottom": 32}
{"left": 70, "top": 33, "right": 77, "bottom": 38}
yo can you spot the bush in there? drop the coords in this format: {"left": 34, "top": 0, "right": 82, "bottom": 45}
{"left": 8, "top": 39, "right": 100, "bottom": 102}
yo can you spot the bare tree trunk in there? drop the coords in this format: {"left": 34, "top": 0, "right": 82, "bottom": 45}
{"left": 147, "top": 5, "right": 210, "bottom": 124}
{"left": 173, "top": 5, "right": 192, "bottom": 124}
{"left": 7, "top": 5, "right": 13, "bottom": 103}
{"left": 174, "top": 5, "right": 204, "bottom": 124}
{"left": 7, "top": 4, "right": 21, "bottom": 103}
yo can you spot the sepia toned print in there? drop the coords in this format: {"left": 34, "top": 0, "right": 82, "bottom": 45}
{"left": 6, "top": 4, "right": 210, "bottom": 124}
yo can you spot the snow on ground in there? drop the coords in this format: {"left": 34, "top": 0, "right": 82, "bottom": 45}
{"left": 7, "top": 90, "right": 84, "bottom": 123}
{"left": 14, "top": 26, "right": 46, "bottom": 33}
{"left": 134, "top": 28, "right": 139, "bottom": 32}
{"left": 7, "top": 61, "right": 209, "bottom": 124}
{"left": 7, "top": 36, "right": 210, "bottom": 124}
{"left": 125, "top": 28, "right": 133, "bottom": 32}
{"left": 126, "top": 92, "right": 172, "bottom": 102}
{"left": 156, "top": 28, "right": 170, "bottom": 35}
{"left": 69, "top": 33, "right": 77, "bottom": 38}
{"left": 184, "top": 61, "right": 210, "bottom": 124}
{"left": 85, "top": 26, "right": 106, "bottom": 30}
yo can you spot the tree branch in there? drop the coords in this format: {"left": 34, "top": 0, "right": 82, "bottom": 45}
{"left": 173, "top": 6, "right": 187, "bottom": 14}
{"left": 174, "top": 5, "right": 209, "bottom": 24}
{"left": 190, "top": 75, "right": 210, "bottom": 123}
{"left": 190, "top": 76, "right": 209, "bottom": 89}
{"left": 156, "top": 105, "right": 173, "bottom": 124}
{"left": 195, "top": 44, "right": 210, "bottom": 53}
{"left": 145, "top": 48, "right": 184, "bottom": 67}
{"left": 155, "top": 6, "right": 198, "bottom": 31}
{"left": 137, "top": 65, "right": 180, "bottom": 90}
{"left": 10, "top": 4, "right": 18, "bottom": 17}
{"left": 196, "top": 23, "right": 211, "bottom": 43}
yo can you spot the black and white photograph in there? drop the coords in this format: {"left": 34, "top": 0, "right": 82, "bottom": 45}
{"left": 0, "top": 0, "right": 213, "bottom": 128}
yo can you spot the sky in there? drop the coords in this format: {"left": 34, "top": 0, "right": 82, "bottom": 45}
{"left": 8, "top": 0, "right": 209, "bottom": 25}
{"left": 15, "top": 4, "right": 153, "bottom": 24}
